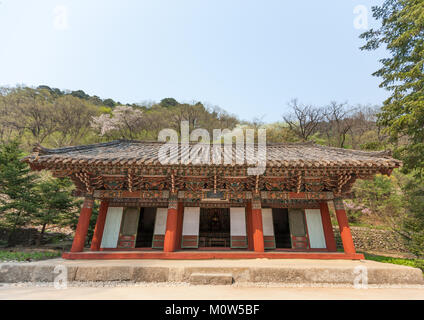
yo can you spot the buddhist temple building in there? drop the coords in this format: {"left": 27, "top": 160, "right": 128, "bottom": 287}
{"left": 24, "top": 140, "right": 401, "bottom": 260}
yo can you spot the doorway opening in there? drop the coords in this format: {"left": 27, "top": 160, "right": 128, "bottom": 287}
{"left": 272, "top": 208, "right": 292, "bottom": 248}
{"left": 199, "top": 208, "right": 230, "bottom": 248}
{"left": 135, "top": 207, "right": 156, "bottom": 248}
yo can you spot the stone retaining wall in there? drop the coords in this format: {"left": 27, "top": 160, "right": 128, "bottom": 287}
{"left": 333, "top": 226, "right": 409, "bottom": 253}
{"left": 0, "top": 228, "right": 39, "bottom": 246}
{"left": 0, "top": 228, "right": 71, "bottom": 246}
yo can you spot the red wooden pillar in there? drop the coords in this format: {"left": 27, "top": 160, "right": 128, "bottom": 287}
{"left": 175, "top": 201, "right": 184, "bottom": 251}
{"left": 90, "top": 200, "right": 109, "bottom": 251}
{"left": 71, "top": 198, "right": 94, "bottom": 253}
{"left": 333, "top": 198, "right": 356, "bottom": 254}
{"left": 251, "top": 198, "right": 265, "bottom": 252}
{"left": 163, "top": 195, "right": 179, "bottom": 252}
{"left": 319, "top": 201, "right": 337, "bottom": 252}
{"left": 246, "top": 201, "right": 254, "bottom": 251}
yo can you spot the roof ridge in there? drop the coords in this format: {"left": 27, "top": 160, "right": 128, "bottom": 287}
{"left": 31, "top": 140, "right": 395, "bottom": 159}
{"left": 24, "top": 139, "right": 402, "bottom": 170}
{"left": 313, "top": 144, "right": 393, "bottom": 158}
{"left": 33, "top": 139, "right": 319, "bottom": 149}
{"left": 33, "top": 140, "right": 123, "bottom": 155}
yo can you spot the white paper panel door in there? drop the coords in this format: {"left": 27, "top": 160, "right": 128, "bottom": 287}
{"left": 101, "top": 207, "right": 123, "bottom": 248}
{"left": 182, "top": 207, "right": 200, "bottom": 236}
{"left": 305, "top": 209, "right": 326, "bottom": 249}
{"left": 153, "top": 208, "right": 168, "bottom": 235}
{"left": 262, "top": 208, "right": 275, "bottom": 236}
{"left": 230, "top": 208, "right": 246, "bottom": 236}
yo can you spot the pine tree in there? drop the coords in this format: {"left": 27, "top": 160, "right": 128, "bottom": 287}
{"left": 0, "top": 141, "right": 39, "bottom": 246}
{"left": 34, "top": 177, "right": 78, "bottom": 246}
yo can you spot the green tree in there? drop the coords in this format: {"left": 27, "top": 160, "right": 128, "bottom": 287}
{"left": 348, "top": 174, "right": 405, "bottom": 227}
{"left": 103, "top": 98, "right": 117, "bottom": 108}
{"left": 0, "top": 141, "right": 39, "bottom": 246}
{"left": 402, "top": 178, "right": 424, "bottom": 258}
{"left": 37, "top": 85, "right": 64, "bottom": 97}
{"left": 160, "top": 98, "right": 179, "bottom": 108}
{"left": 70, "top": 90, "right": 90, "bottom": 100}
{"left": 360, "top": 0, "right": 424, "bottom": 256}
{"left": 360, "top": 0, "right": 424, "bottom": 173}
{"left": 33, "top": 177, "right": 78, "bottom": 246}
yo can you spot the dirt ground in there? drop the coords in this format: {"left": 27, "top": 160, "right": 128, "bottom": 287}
{"left": 1, "top": 283, "right": 424, "bottom": 300}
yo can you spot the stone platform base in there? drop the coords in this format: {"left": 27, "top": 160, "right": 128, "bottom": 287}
{"left": 0, "top": 259, "right": 422, "bottom": 286}
{"left": 62, "top": 251, "right": 365, "bottom": 260}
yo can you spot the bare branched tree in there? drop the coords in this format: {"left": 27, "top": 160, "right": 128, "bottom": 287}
{"left": 349, "top": 105, "right": 382, "bottom": 149}
{"left": 321, "top": 102, "right": 354, "bottom": 148}
{"left": 283, "top": 99, "right": 325, "bottom": 141}
{"left": 2, "top": 87, "right": 58, "bottom": 145}
{"left": 52, "top": 95, "right": 99, "bottom": 147}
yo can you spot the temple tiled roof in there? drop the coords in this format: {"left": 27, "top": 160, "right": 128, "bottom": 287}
{"left": 24, "top": 140, "right": 402, "bottom": 170}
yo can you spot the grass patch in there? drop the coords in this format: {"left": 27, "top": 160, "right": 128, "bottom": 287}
{"left": 0, "top": 250, "right": 61, "bottom": 262}
{"left": 364, "top": 252, "right": 424, "bottom": 272}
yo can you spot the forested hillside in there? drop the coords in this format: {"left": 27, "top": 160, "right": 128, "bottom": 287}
{"left": 0, "top": 86, "right": 239, "bottom": 149}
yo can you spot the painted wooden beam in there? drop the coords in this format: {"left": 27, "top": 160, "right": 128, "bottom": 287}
{"left": 92, "top": 190, "right": 335, "bottom": 200}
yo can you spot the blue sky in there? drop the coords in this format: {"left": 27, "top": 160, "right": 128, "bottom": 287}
{"left": 0, "top": 0, "right": 387, "bottom": 122}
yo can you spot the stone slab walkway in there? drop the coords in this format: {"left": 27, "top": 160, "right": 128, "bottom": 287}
{"left": 1, "top": 284, "right": 424, "bottom": 300}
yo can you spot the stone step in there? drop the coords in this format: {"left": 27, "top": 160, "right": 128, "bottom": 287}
{"left": 189, "top": 273, "right": 234, "bottom": 285}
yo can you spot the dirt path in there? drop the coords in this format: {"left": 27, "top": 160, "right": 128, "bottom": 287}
{"left": 1, "top": 284, "right": 423, "bottom": 300}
